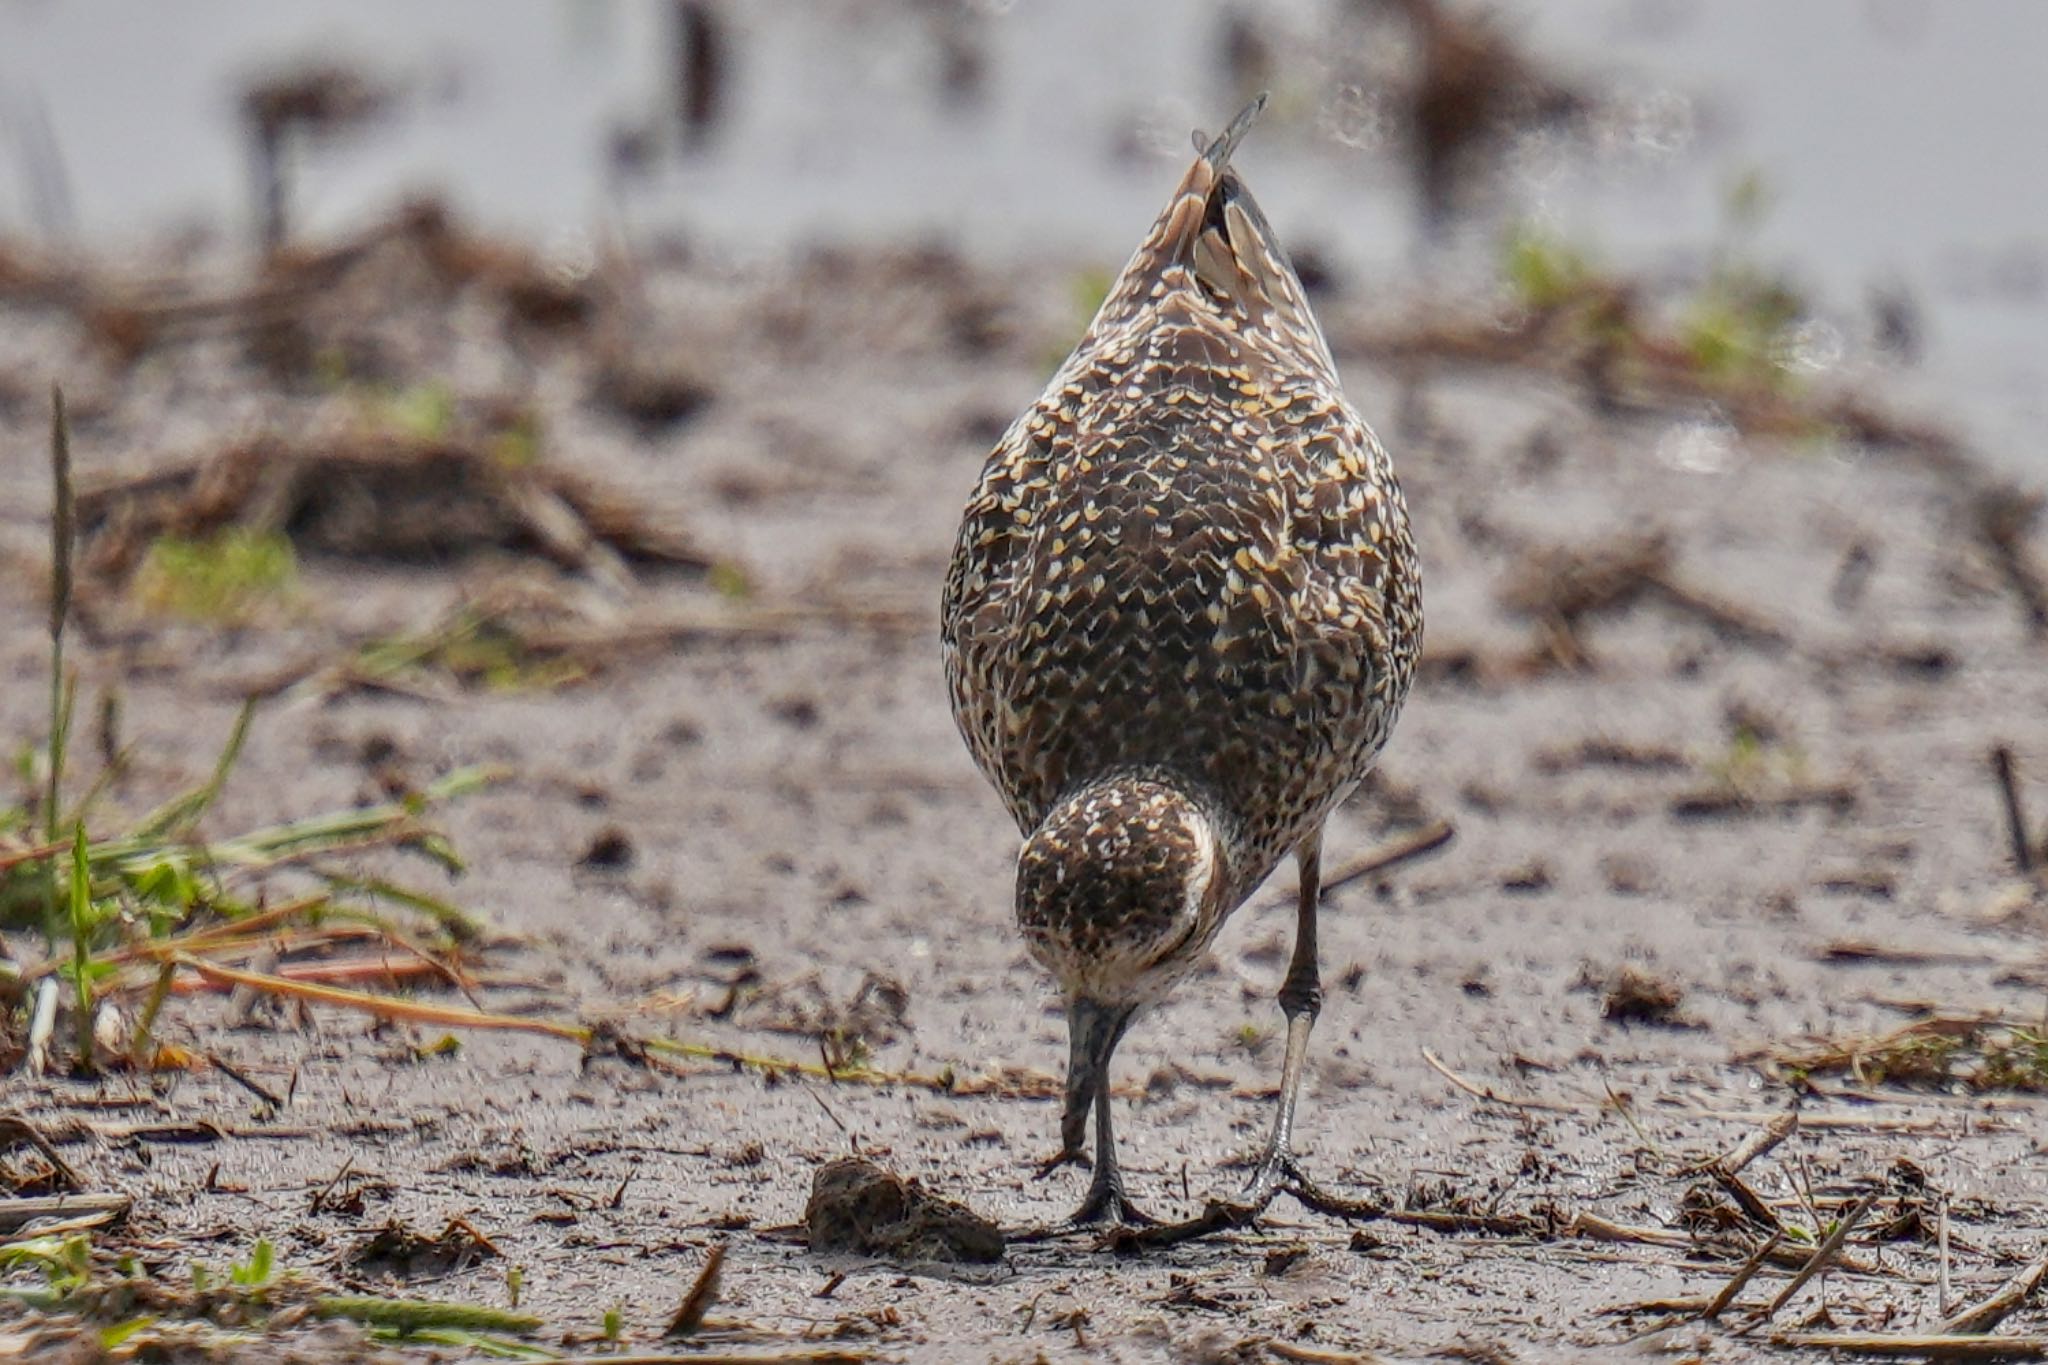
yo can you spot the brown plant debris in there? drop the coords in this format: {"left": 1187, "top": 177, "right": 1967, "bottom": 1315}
{"left": 1381, "top": 0, "right": 1594, "bottom": 231}
{"left": 74, "top": 430, "right": 710, "bottom": 587}
{"left": 1770, "top": 1015, "right": 2048, "bottom": 1093}
{"left": 1500, "top": 531, "right": 1787, "bottom": 669}
{"left": 721, "top": 970, "right": 911, "bottom": 1049}
{"left": 664, "top": 1241, "right": 727, "bottom": 1337}
{"left": 1599, "top": 964, "right": 1687, "bottom": 1027}
{"left": 804, "top": 1157, "right": 1004, "bottom": 1263}
{"left": 1768, "top": 1333, "right": 2046, "bottom": 1360}
{"left": 1971, "top": 485, "right": 2048, "bottom": 639}
{"left": 344, "top": 1215, "right": 501, "bottom": 1280}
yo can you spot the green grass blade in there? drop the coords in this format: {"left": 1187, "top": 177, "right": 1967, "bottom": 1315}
{"left": 319, "top": 873, "right": 487, "bottom": 939}
{"left": 375, "top": 1327, "right": 560, "bottom": 1360}
{"left": 69, "top": 825, "right": 95, "bottom": 1069}
{"left": 132, "top": 698, "right": 257, "bottom": 839}
{"left": 315, "top": 1295, "right": 544, "bottom": 1335}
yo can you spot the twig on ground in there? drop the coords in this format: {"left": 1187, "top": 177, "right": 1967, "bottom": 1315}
{"left": 308, "top": 1158, "right": 355, "bottom": 1214}
{"left": 205, "top": 1051, "right": 284, "bottom": 1109}
{"left": 0, "top": 1112, "right": 83, "bottom": 1189}
{"left": 159, "top": 953, "right": 589, "bottom": 1041}
{"left": 553, "top": 1352, "right": 874, "bottom": 1365}
{"left": 1568, "top": 1211, "right": 1688, "bottom": 1249}
{"left": 1421, "top": 1047, "right": 1581, "bottom": 1113}
{"left": 1713, "top": 1111, "right": 1798, "bottom": 1178}
{"left": 1768, "top": 1333, "right": 2045, "bottom": 1360}
{"left": 1992, "top": 746, "right": 2036, "bottom": 877}
{"left": 1940, "top": 1248, "right": 2048, "bottom": 1335}
{"left": 1939, "top": 1195, "right": 1954, "bottom": 1318}
{"left": 664, "top": 1242, "right": 726, "bottom": 1338}
{"left": 1712, "top": 1166, "right": 1786, "bottom": 1236}
{"left": 1702, "top": 1231, "right": 1785, "bottom": 1321}
{"left": 1744, "top": 1183, "right": 1881, "bottom": 1329}
{"left": 1267, "top": 1343, "right": 1390, "bottom": 1365}
{"left": 0, "top": 1191, "right": 130, "bottom": 1232}
{"left": 1318, "top": 821, "right": 1455, "bottom": 898}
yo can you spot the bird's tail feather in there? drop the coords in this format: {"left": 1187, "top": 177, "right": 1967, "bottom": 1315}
{"left": 1085, "top": 93, "right": 1332, "bottom": 368}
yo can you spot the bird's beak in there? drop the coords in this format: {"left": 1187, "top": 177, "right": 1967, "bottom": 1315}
{"left": 1061, "top": 997, "right": 1137, "bottom": 1154}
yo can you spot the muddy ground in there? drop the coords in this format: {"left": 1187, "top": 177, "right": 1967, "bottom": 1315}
{"left": 2, "top": 207, "right": 2047, "bottom": 1363}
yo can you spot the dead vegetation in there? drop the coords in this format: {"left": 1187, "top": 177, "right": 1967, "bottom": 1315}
{"left": 75, "top": 428, "right": 711, "bottom": 592}
{"left": 804, "top": 1158, "right": 1004, "bottom": 1264}
{"left": 1598, "top": 964, "right": 1689, "bottom": 1028}
{"left": 1771, "top": 1015, "right": 2048, "bottom": 1095}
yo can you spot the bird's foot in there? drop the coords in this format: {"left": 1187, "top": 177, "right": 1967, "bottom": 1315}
{"left": 1099, "top": 1192, "right": 1264, "bottom": 1253}
{"left": 1068, "top": 1168, "right": 1156, "bottom": 1230}
{"left": 1032, "top": 1146, "right": 1090, "bottom": 1181}
{"left": 1239, "top": 1148, "right": 1303, "bottom": 1208}
{"left": 1003, "top": 1153, "right": 1152, "bottom": 1243}
{"left": 1100, "top": 1157, "right": 1388, "bottom": 1254}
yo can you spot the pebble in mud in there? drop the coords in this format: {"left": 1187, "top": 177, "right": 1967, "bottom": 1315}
{"left": 804, "top": 1157, "right": 1004, "bottom": 1263}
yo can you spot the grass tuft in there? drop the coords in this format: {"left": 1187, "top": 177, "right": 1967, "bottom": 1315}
{"left": 1501, "top": 222, "right": 1597, "bottom": 313}
{"left": 1773, "top": 1015, "right": 2048, "bottom": 1094}
{"left": 134, "top": 528, "right": 298, "bottom": 622}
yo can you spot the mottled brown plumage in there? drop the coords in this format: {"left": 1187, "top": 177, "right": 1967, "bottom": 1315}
{"left": 941, "top": 95, "right": 1421, "bottom": 1229}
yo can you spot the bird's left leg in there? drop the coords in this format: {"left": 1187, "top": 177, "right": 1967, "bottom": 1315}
{"left": 1101, "top": 831, "right": 1329, "bottom": 1251}
{"left": 1241, "top": 826, "right": 1324, "bottom": 1206}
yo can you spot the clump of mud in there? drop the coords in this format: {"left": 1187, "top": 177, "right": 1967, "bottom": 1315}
{"left": 804, "top": 1157, "right": 1004, "bottom": 1263}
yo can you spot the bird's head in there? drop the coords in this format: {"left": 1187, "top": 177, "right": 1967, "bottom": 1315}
{"left": 1015, "top": 774, "right": 1226, "bottom": 1006}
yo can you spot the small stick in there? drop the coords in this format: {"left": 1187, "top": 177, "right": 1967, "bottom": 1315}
{"left": 1745, "top": 1184, "right": 1881, "bottom": 1328}
{"left": 46, "top": 384, "right": 74, "bottom": 853}
{"left": 553, "top": 1352, "right": 876, "bottom": 1365}
{"left": 664, "top": 1242, "right": 726, "bottom": 1337}
{"left": 1268, "top": 1343, "right": 1390, "bottom": 1364}
{"left": 1938, "top": 1195, "right": 1954, "bottom": 1318}
{"left": 1319, "top": 820, "right": 1454, "bottom": 898}
{"left": 804, "top": 1086, "right": 854, "bottom": 1151}
{"left": 1940, "top": 1247, "right": 2048, "bottom": 1335}
{"left": 206, "top": 1051, "right": 284, "bottom": 1109}
{"left": 1713, "top": 1169, "right": 1785, "bottom": 1235}
{"left": 1702, "top": 1231, "right": 1784, "bottom": 1320}
{"left": 1421, "top": 1047, "right": 1580, "bottom": 1114}
{"left": 158, "top": 953, "right": 589, "bottom": 1041}
{"left": 0, "top": 1191, "right": 130, "bottom": 1233}
{"left": 1768, "top": 1333, "right": 2046, "bottom": 1360}
{"left": 1992, "top": 746, "right": 2035, "bottom": 876}
{"left": 0, "top": 1112, "right": 83, "bottom": 1189}
{"left": 442, "top": 1215, "right": 503, "bottom": 1260}
{"left": 1644, "top": 572, "right": 1790, "bottom": 647}
{"left": 1714, "top": 1111, "right": 1798, "bottom": 1178}
{"left": 1569, "top": 1212, "right": 1689, "bottom": 1248}
{"left": 1683, "top": 1109, "right": 1983, "bottom": 1134}
{"left": 308, "top": 1158, "right": 355, "bottom": 1213}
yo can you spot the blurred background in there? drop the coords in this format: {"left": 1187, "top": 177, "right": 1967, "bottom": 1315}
{"left": 2, "top": 0, "right": 2044, "bottom": 459}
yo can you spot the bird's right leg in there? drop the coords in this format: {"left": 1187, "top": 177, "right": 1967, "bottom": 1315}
{"left": 1039, "top": 998, "right": 1153, "bottom": 1227}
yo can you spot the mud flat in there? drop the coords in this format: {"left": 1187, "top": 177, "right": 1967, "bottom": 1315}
{"left": 1, "top": 200, "right": 2046, "bottom": 1361}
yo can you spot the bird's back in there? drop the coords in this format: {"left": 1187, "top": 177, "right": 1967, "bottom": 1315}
{"left": 943, "top": 105, "right": 1420, "bottom": 904}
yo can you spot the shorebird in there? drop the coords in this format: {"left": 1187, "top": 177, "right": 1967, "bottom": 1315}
{"left": 940, "top": 95, "right": 1421, "bottom": 1229}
